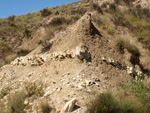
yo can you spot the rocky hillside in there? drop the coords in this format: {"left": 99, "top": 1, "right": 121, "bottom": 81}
{"left": 1, "top": 0, "right": 150, "bottom": 113}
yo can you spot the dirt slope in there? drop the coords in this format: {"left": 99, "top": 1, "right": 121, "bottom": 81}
{"left": 0, "top": 13, "right": 133, "bottom": 112}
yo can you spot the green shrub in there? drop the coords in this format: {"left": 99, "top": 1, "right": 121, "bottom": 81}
{"left": 24, "top": 27, "right": 31, "bottom": 37}
{"left": 40, "top": 8, "right": 52, "bottom": 17}
{"left": 25, "top": 82, "right": 44, "bottom": 97}
{"left": 7, "top": 91, "right": 26, "bottom": 113}
{"left": 86, "top": 92, "right": 138, "bottom": 113}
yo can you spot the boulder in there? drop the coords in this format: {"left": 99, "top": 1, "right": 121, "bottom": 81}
{"left": 75, "top": 44, "right": 91, "bottom": 62}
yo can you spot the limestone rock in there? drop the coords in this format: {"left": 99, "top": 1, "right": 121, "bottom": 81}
{"left": 60, "top": 98, "right": 77, "bottom": 113}
{"left": 75, "top": 44, "right": 91, "bottom": 62}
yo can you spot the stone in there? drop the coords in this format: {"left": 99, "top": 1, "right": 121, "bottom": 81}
{"left": 60, "top": 98, "right": 77, "bottom": 113}
{"left": 24, "top": 100, "right": 29, "bottom": 105}
{"left": 44, "top": 91, "right": 52, "bottom": 97}
{"left": 75, "top": 44, "right": 91, "bottom": 62}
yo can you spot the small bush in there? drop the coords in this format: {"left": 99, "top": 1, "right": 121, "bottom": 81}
{"left": 25, "top": 82, "right": 44, "bottom": 97}
{"left": 17, "top": 49, "right": 31, "bottom": 56}
{"left": 8, "top": 15, "right": 16, "bottom": 21}
{"left": 92, "top": 3, "right": 103, "bottom": 14}
{"left": 114, "top": 38, "right": 127, "bottom": 53}
{"left": 7, "top": 91, "right": 26, "bottom": 113}
{"left": 86, "top": 92, "right": 138, "bottom": 113}
{"left": 24, "top": 27, "right": 31, "bottom": 37}
{"left": 109, "top": 3, "right": 116, "bottom": 11}
{"left": 49, "top": 17, "right": 66, "bottom": 26}
{"left": 101, "top": 2, "right": 109, "bottom": 8}
{"left": 40, "top": 101, "right": 52, "bottom": 113}
{"left": 40, "top": 8, "right": 52, "bottom": 17}
{"left": 114, "top": 38, "right": 140, "bottom": 56}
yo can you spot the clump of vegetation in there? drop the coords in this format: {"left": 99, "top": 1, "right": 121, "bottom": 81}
{"left": 24, "top": 26, "right": 32, "bottom": 37}
{"left": 40, "top": 8, "right": 52, "bottom": 17}
{"left": 25, "top": 82, "right": 44, "bottom": 97}
{"left": 17, "top": 49, "right": 31, "bottom": 56}
{"left": 49, "top": 17, "right": 66, "bottom": 26}
{"left": 121, "top": 75, "right": 150, "bottom": 112}
{"left": 7, "top": 91, "right": 26, "bottom": 113}
{"left": 8, "top": 15, "right": 16, "bottom": 21}
{"left": 101, "top": 2, "right": 109, "bottom": 8}
{"left": 86, "top": 92, "right": 139, "bottom": 113}
{"left": 40, "top": 101, "right": 52, "bottom": 113}
{"left": 92, "top": 3, "right": 103, "bottom": 14}
{"left": 109, "top": 3, "right": 116, "bottom": 11}
{"left": 114, "top": 38, "right": 140, "bottom": 56}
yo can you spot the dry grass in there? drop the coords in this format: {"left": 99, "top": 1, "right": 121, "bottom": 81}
{"left": 7, "top": 91, "right": 26, "bottom": 113}
{"left": 0, "top": 86, "right": 11, "bottom": 99}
